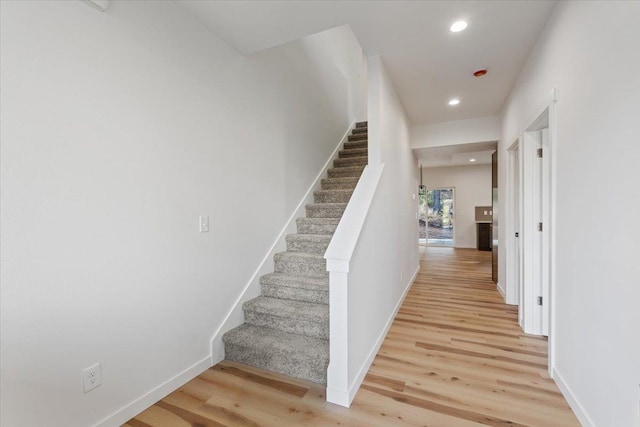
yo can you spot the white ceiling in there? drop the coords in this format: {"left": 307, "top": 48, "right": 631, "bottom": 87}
{"left": 415, "top": 141, "right": 497, "bottom": 168}
{"left": 177, "top": 0, "right": 556, "bottom": 125}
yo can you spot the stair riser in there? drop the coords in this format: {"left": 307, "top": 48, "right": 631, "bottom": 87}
{"left": 356, "top": 122, "right": 368, "bottom": 128}
{"left": 261, "top": 284, "right": 329, "bottom": 305}
{"left": 314, "top": 190, "right": 352, "bottom": 203}
{"left": 327, "top": 167, "right": 364, "bottom": 178}
{"left": 244, "top": 311, "right": 329, "bottom": 340}
{"left": 352, "top": 128, "right": 367, "bottom": 134}
{"left": 224, "top": 343, "right": 328, "bottom": 385}
{"left": 286, "top": 238, "right": 330, "bottom": 254}
{"left": 344, "top": 140, "right": 367, "bottom": 149}
{"left": 348, "top": 134, "right": 367, "bottom": 142}
{"left": 339, "top": 148, "right": 368, "bottom": 158}
{"left": 274, "top": 257, "right": 328, "bottom": 278}
{"left": 305, "top": 204, "right": 346, "bottom": 218}
{"left": 296, "top": 221, "right": 338, "bottom": 235}
{"left": 321, "top": 180, "right": 358, "bottom": 190}
{"left": 333, "top": 157, "right": 367, "bottom": 168}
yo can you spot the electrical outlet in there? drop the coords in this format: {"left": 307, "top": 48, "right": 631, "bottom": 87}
{"left": 199, "top": 216, "right": 209, "bottom": 233}
{"left": 82, "top": 363, "right": 101, "bottom": 393}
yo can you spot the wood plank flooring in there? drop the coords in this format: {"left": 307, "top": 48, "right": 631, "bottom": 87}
{"left": 124, "top": 247, "right": 579, "bottom": 426}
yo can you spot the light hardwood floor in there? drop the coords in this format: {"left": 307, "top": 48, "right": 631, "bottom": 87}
{"left": 124, "top": 247, "right": 579, "bottom": 427}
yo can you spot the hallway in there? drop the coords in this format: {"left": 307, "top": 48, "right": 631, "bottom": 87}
{"left": 124, "top": 248, "right": 579, "bottom": 426}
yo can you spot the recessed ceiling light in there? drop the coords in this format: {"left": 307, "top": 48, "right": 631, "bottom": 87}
{"left": 469, "top": 158, "right": 476, "bottom": 162}
{"left": 448, "top": 98, "right": 460, "bottom": 106}
{"left": 450, "top": 20, "right": 468, "bottom": 33}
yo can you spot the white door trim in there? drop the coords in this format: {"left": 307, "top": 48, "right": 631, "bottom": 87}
{"left": 505, "top": 140, "right": 521, "bottom": 307}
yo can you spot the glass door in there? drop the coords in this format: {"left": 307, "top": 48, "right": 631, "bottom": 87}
{"left": 426, "top": 188, "right": 454, "bottom": 246}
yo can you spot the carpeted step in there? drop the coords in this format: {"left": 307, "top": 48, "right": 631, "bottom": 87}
{"left": 285, "top": 233, "right": 332, "bottom": 254}
{"left": 344, "top": 139, "right": 368, "bottom": 149}
{"left": 333, "top": 156, "right": 367, "bottom": 168}
{"left": 328, "top": 166, "right": 365, "bottom": 178}
{"left": 260, "top": 272, "right": 329, "bottom": 304}
{"left": 296, "top": 217, "right": 340, "bottom": 235}
{"left": 243, "top": 296, "right": 329, "bottom": 339}
{"left": 321, "top": 177, "right": 360, "bottom": 190}
{"left": 352, "top": 127, "right": 367, "bottom": 134}
{"left": 356, "top": 121, "right": 368, "bottom": 128}
{"left": 223, "top": 324, "right": 329, "bottom": 384}
{"left": 348, "top": 133, "right": 367, "bottom": 142}
{"left": 339, "top": 148, "right": 368, "bottom": 158}
{"left": 305, "top": 202, "right": 347, "bottom": 218}
{"left": 314, "top": 189, "right": 353, "bottom": 203}
{"left": 274, "top": 251, "right": 327, "bottom": 278}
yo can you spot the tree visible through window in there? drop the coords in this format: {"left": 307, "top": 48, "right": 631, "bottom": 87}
{"left": 418, "top": 188, "right": 454, "bottom": 244}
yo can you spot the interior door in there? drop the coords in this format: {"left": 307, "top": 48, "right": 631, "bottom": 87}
{"left": 492, "top": 151, "right": 498, "bottom": 283}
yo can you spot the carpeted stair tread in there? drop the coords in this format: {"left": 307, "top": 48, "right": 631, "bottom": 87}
{"left": 305, "top": 202, "right": 347, "bottom": 218}
{"left": 320, "top": 177, "right": 360, "bottom": 190}
{"left": 286, "top": 233, "right": 332, "bottom": 254}
{"left": 356, "top": 121, "right": 368, "bottom": 128}
{"left": 260, "top": 272, "right": 328, "bottom": 291}
{"left": 296, "top": 217, "right": 340, "bottom": 235}
{"left": 339, "top": 148, "right": 368, "bottom": 158}
{"left": 333, "top": 156, "right": 368, "bottom": 168}
{"left": 352, "top": 127, "right": 367, "bottom": 134}
{"left": 244, "top": 296, "right": 328, "bottom": 323}
{"left": 223, "top": 324, "right": 329, "bottom": 384}
{"left": 274, "top": 251, "right": 328, "bottom": 278}
{"left": 260, "top": 273, "right": 329, "bottom": 304}
{"left": 348, "top": 134, "right": 368, "bottom": 142}
{"left": 328, "top": 166, "right": 365, "bottom": 178}
{"left": 313, "top": 189, "right": 353, "bottom": 203}
{"left": 344, "top": 139, "right": 368, "bottom": 149}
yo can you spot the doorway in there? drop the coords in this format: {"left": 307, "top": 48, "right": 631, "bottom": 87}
{"left": 506, "top": 106, "right": 552, "bottom": 341}
{"left": 425, "top": 188, "right": 454, "bottom": 246}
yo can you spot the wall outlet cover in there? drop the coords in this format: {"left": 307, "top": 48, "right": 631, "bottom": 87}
{"left": 82, "top": 363, "right": 102, "bottom": 393}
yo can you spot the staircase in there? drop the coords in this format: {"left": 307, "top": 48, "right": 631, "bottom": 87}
{"left": 222, "top": 121, "right": 368, "bottom": 384}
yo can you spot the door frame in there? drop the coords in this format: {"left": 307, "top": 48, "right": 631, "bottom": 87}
{"left": 505, "top": 139, "right": 522, "bottom": 310}
{"left": 504, "top": 89, "right": 557, "bottom": 376}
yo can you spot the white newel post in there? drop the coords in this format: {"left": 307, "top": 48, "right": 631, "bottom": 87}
{"left": 325, "top": 259, "right": 351, "bottom": 407}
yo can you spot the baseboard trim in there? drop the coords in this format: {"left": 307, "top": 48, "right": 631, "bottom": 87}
{"left": 496, "top": 281, "right": 506, "bottom": 300}
{"left": 209, "top": 121, "right": 357, "bottom": 364}
{"left": 93, "top": 356, "right": 211, "bottom": 427}
{"left": 553, "top": 367, "right": 596, "bottom": 427}
{"left": 338, "top": 263, "right": 420, "bottom": 406}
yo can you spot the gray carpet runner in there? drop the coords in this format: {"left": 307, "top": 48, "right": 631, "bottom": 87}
{"left": 223, "top": 121, "right": 368, "bottom": 385}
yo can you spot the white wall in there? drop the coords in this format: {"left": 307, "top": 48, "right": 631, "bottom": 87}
{"left": 499, "top": 2, "right": 640, "bottom": 426}
{"left": 298, "top": 25, "right": 367, "bottom": 123}
{"left": 326, "top": 56, "right": 419, "bottom": 405}
{"left": 412, "top": 116, "right": 499, "bottom": 148}
{"left": 0, "top": 1, "right": 365, "bottom": 426}
{"left": 423, "top": 165, "right": 492, "bottom": 248}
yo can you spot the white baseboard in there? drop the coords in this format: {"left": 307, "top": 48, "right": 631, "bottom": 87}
{"left": 335, "top": 263, "right": 420, "bottom": 407}
{"left": 496, "top": 281, "right": 506, "bottom": 300}
{"left": 93, "top": 356, "right": 210, "bottom": 427}
{"left": 553, "top": 367, "right": 596, "bottom": 427}
{"left": 209, "top": 121, "right": 357, "bottom": 364}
